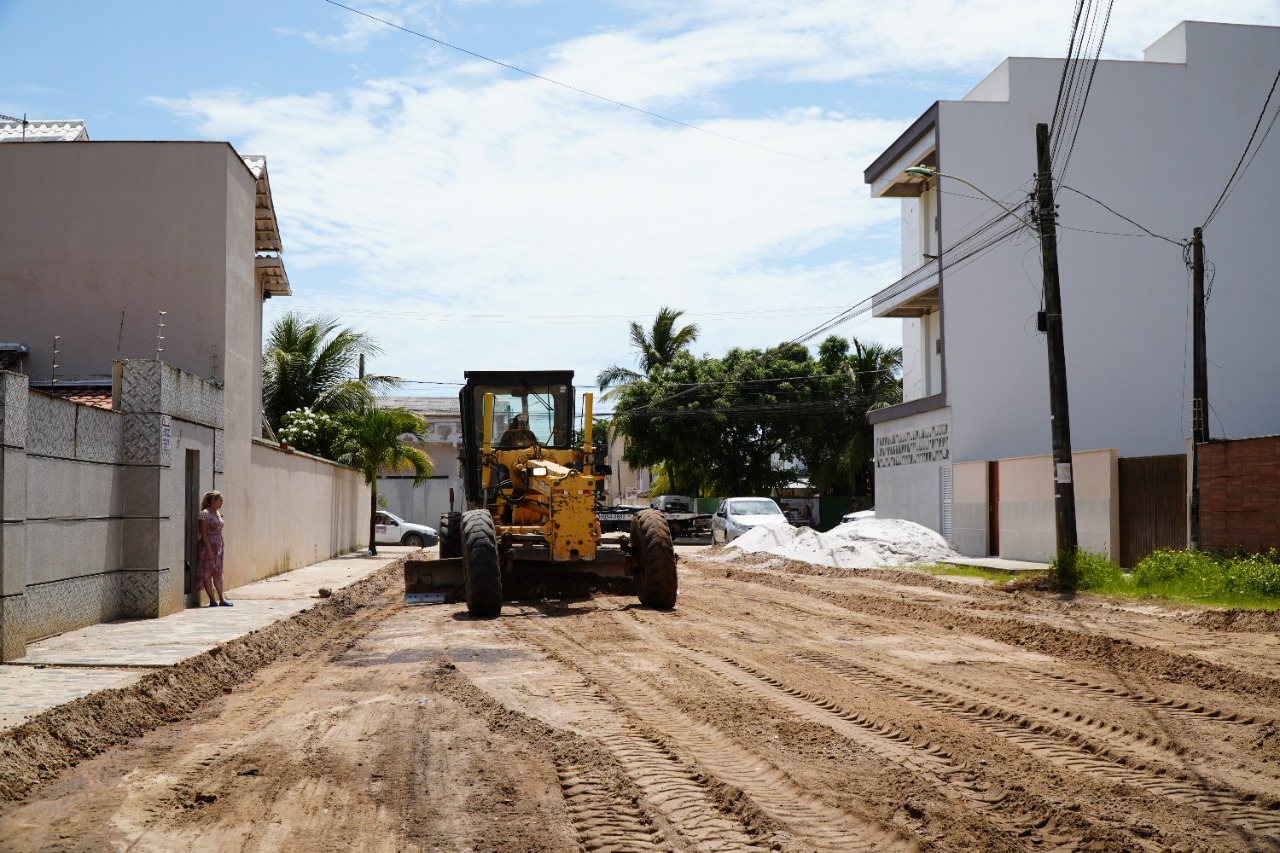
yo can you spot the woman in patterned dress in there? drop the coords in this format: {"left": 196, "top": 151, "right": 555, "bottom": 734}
{"left": 198, "top": 490, "right": 232, "bottom": 607}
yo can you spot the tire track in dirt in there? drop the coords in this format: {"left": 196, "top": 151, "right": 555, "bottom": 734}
{"left": 503, "top": 615, "right": 913, "bottom": 853}
{"left": 692, "top": 560, "right": 1280, "bottom": 705}
{"left": 1014, "top": 670, "right": 1267, "bottom": 725}
{"left": 670, "top": 647, "right": 1097, "bottom": 852}
{"left": 616, "top": 601, "right": 1133, "bottom": 851}
{"left": 796, "top": 651, "right": 1280, "bottom": 846}
{"left": 431, "top": 611, "right": 775, "bottom": 852}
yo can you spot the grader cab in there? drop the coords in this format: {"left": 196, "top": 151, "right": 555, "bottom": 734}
{"left": 417, "top": 370, "right": 677, "bottom": 617}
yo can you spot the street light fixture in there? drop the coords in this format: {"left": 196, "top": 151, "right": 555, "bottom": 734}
{"left": 903, "top": 165, "right": 1035, "bottom": 230}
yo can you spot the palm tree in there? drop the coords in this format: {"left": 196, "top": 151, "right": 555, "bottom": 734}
{"left": 262, "top": 313, "right": 400, "bottom": 431}
{"left": 596, "top": 307, "right": 700, "bottom": 395}
{"left": 335, "top": 407, "right": 433, "bottom": 555}
{"left": 838, "top": 340, "right": 903, "bottom": 499}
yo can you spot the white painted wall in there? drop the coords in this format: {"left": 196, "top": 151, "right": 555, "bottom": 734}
{"left": 937, "top": 23, "right": 1280, "bottom": 464}
{"left": 872, "top": 22, "right": 1280, "bottom": 536}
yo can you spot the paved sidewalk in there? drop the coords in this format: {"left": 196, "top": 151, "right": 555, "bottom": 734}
{"left": 939, "top": 556, "right": 1052, "bottom": 573}
{"left": 0, "top": 547, "right": 411, "bottom": 732}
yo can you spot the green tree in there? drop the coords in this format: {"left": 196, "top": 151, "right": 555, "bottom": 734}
{"left": 335, "top": 407, "right": 433, "bottom": 555}
{"left": 791, "top": 336, "right": 902, "bottom": 500}
{"left": 262, "top": 313, "right": 400, "bottom": 431}
{"left": 613, "top": 342, "right": 819, "bottom": 496}
{"left": 596, "top": 307, "right": 700, "bottom": 395}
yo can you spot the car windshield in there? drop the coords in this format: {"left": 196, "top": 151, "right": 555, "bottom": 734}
{"left": 729, "top": 499, "right": 782, "bottom": 516}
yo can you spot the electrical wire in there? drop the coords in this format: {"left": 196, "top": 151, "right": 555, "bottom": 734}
{"left": 264, "top": 304, "right": 843, "bottom": 323}
{"left": 1058, "top": 185, "right": 1183, "bottom": 246}
{"left": 322, "top": 0, "right": 861, "bottom": 176}
{"left": 1203, "top": 62, "right": 1280, "bottom": 228}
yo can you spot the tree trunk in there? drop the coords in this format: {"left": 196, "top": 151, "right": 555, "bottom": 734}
{"left": 368, "top": 484, "right": 378, "bottom": 556}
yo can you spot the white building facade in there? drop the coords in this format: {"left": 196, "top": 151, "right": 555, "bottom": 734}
{"left": 864, "top": 22, "right": 1280, "bottom": 561}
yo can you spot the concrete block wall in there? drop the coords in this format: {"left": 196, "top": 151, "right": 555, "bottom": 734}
{"left": 0, "top": 362, "right": 222, "bottom": 661}
{"left": 241, "top": 440, "right": 368, "bottom": 586}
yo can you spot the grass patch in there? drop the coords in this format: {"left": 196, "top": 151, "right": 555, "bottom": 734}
{"left": 919, "top": 563, "right": 1023, "bottom": 584}
{"left": 1051, "top": 548, "right": 1280, "bottom": 609}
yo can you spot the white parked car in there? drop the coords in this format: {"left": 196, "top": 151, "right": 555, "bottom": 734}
{"left": 711, "top": 497, "right": 789, "bottom": 544}
{"left": 374, "top": 511, "right": 438, "bottom": 548}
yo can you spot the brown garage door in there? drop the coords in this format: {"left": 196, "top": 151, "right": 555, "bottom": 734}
{"left": 1118, "top": 454, "right": 1187, "bottom": 568}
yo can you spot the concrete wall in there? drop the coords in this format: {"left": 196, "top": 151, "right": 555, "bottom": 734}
{"left": 239, "top": 441, "right": 368, "bottom": 585}
{"left": 0, "top": 362, "right": 221, "bottom": 660}
{"left": 872, "top": 407, "right": 952, "bottom": 532}
{"left": 932, "top": 23, "right": 1280, "bottom": 465}
{"left": 951, "top": 460, "right": 988, "bottom": 556}
{"left": 997, "top": 449, "right": 1118, "bottom": 562}
{"left": 0, "top": 142, "right": 251, "bottom": 385}
{"left": 870, "top": 24, "right": 1280, "bottom": 539}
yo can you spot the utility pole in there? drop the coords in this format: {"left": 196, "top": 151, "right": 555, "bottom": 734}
{"left": 1189, "top": 227, "right": 1208, "bottom": 548}
{"left": 1034, "top": 122, "right": 1079, "bottom": 581}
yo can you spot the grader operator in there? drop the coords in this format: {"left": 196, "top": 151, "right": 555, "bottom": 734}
{"left": 429, "top": 370, "right": 678, "bottom": 617}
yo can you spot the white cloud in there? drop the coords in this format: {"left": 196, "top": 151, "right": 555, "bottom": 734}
{"left": 162, "top": 0, "right": 1280, "bottom": 384}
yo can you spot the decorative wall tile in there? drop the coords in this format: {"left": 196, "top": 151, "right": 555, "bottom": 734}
{"left": 114, "top": 360, "right": 162, "bottom": 413}
{"left": 75, "top": 405, "right": 125, "bottom": 464}
{"left": 0, "top": 592, "right": 26, "bottom": 662}
{"left": 119, "top": 569, "right": 161, "bottom": 618}
{"left": 122, "top": 412, "right": 165, "bottom": 466}
{"left": 214, "top": 428, "right": 224, "bottom": 474}
{"left": 0, "top": 372, "right": 29, "bottom": 449}
{"left": 25, "top": 393, "right": 76, "bottom": 458}
{"left": 23, "top": 573, "right": 124, "bottom": 643}
{"left": 162, "top": 364, "right": 222, "bottom": 428}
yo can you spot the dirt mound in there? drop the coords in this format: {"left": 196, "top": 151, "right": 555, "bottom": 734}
{"left": 0, "top": 561, "right": 404, "bottom": 802}
{"left": 725, "top": 517, "right": 960, "bottom": 568}
{"left": 1188, "top": 607, "right": 1280, "bottom": 633}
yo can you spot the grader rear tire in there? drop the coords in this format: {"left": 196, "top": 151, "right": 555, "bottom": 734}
{"left": 631, "top": 509, "right": 678, "bottom": 610}
{"left": 462, "top": 510, "right": 502, "bottom": 617}
{"left": 439, "top": 511, "right": 463, "bottom": 559}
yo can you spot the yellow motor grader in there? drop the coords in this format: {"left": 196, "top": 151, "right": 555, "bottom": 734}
{"left": 405, "top": 370, "right": 677, "bottom": 617}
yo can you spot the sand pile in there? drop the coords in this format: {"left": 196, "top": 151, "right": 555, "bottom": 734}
{"left": 725, "top": 517, "right": 960, "bottom": 569}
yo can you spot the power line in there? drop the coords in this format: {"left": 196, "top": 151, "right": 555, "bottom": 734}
{"left": 1058, "top": 185, "right": 1183, "bottom": 246}
{"left": 322, "top": 0, "right": 860, "bottom": 176}
{"left": 265, "top": 304, "right": 843, "bottom": 323}
{"left": 1203, "top": 62, "right": 1280, "bottom": 229}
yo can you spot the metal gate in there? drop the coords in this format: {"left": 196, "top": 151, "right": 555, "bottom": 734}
{"left": 1118, "top": 454, "right": 1186, "bottom": 568}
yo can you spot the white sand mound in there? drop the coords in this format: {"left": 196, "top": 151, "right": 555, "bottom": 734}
{"left": 725, "top": 517, "right": 960, "bottom": 569}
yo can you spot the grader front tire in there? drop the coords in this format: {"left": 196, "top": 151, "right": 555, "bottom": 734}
{"left": 632, "top": 509, "right": 678, "bottom": 610}
{"left": 462, "top": 510, "right": 502, "bottom": 617}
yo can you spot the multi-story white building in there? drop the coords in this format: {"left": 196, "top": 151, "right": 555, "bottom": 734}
{"left": 864, "top": 21, "right": 1280, "bottom": 563}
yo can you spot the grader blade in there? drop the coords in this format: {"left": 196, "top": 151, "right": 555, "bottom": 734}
{"left": 404, "top": 557, "right": 464, "bottom": 604}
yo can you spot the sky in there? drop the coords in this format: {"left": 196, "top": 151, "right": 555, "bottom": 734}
{"left": 3, "top": 0, "right": 1279, "bottom": 400}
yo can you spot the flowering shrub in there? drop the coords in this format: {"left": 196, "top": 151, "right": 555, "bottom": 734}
{"left": 277, "top": 408, "right": 340, "bottom": 458}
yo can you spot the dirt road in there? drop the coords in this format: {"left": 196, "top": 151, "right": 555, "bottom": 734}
{"left": 3, "top": 547, "right": 1280, "bottom": 851}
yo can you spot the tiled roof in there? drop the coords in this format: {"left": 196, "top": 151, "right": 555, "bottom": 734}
{"left": 378, "top": 396, "right": 459, "bottom": 417}
{"left": 0, "top": 119, "right": 89, "bottom": 143}
{"left": 241, "top": 154, "right": 283, "bottom": 254}
{"left": 34, "top": 386, "right": 113, "bottom": 410}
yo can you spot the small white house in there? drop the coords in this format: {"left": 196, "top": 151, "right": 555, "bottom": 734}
{"left": 864, "top": 21, "right": 1280, "bottom": 563}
